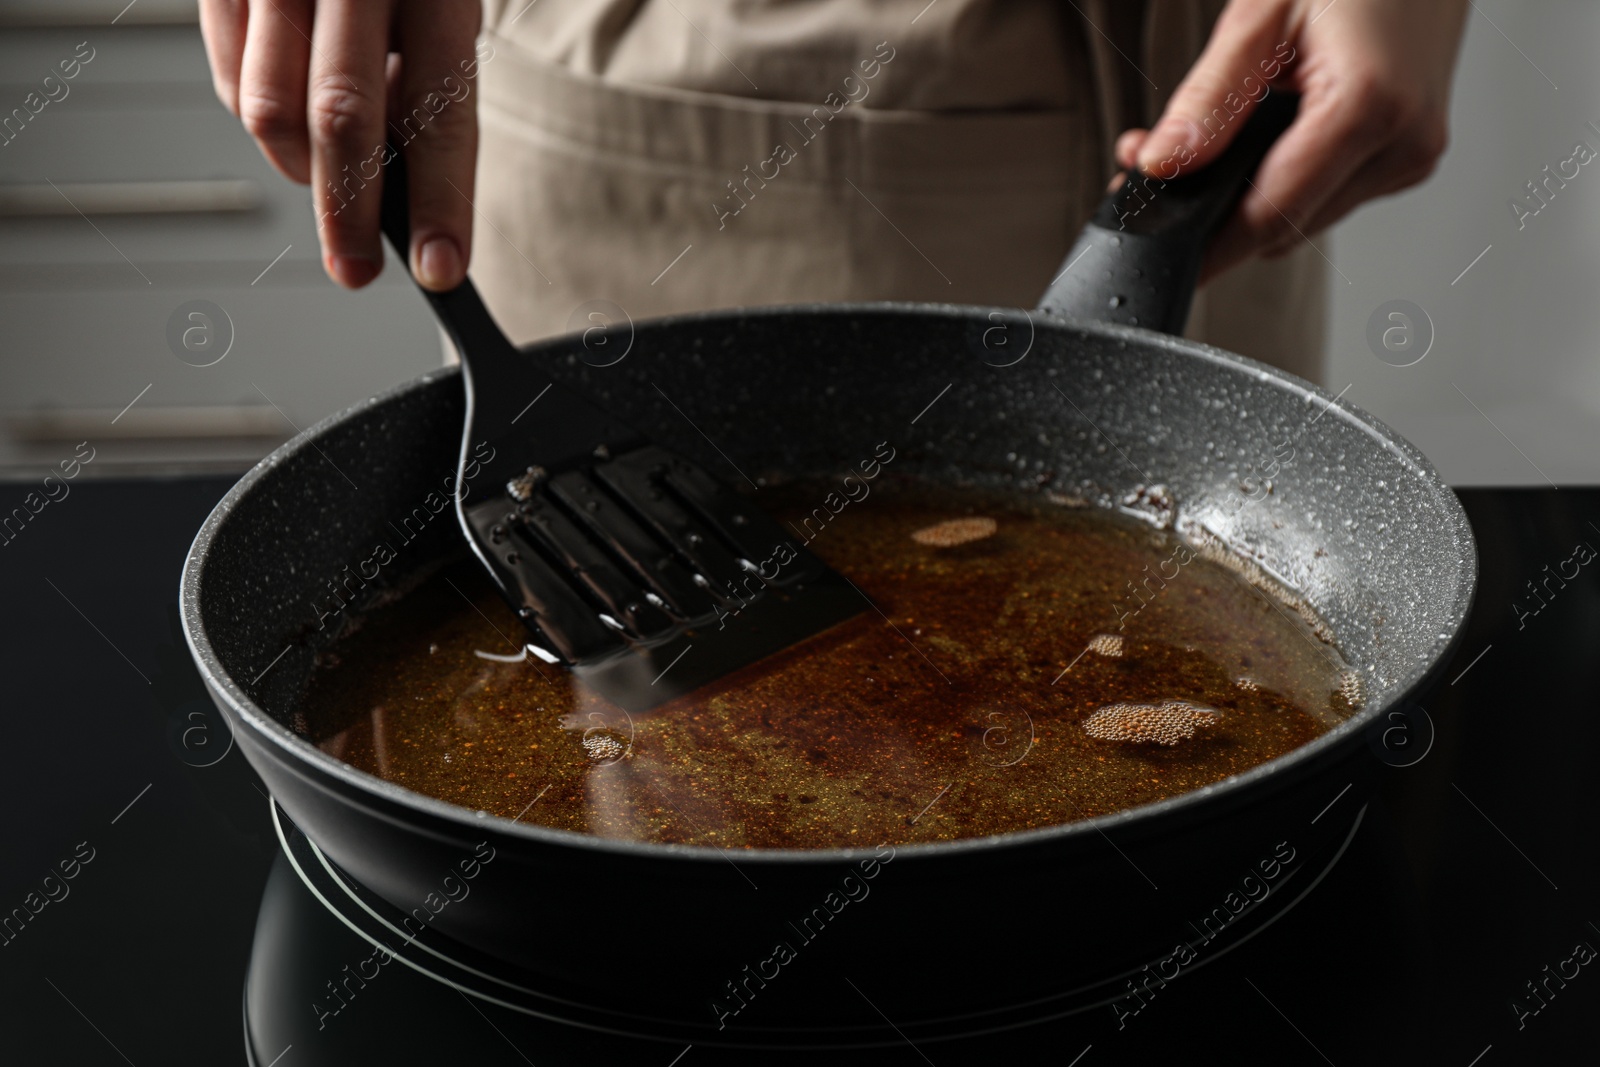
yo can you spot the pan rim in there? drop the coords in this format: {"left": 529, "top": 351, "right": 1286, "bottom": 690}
{"left": 179, "top": 301, "right": 1478, "bottom": 865}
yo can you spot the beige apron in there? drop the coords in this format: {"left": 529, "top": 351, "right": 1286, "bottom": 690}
{"left": 469, "top": 0, "right": 1325, "bottom": 381}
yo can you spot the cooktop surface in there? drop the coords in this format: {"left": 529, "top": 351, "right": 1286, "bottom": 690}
{"left": 0, "top": 477, "right": 1594, "bottom": 1065}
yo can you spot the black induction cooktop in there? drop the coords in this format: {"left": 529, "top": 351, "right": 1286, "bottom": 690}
{"left": 0, "top": 476, "right": 1594, "bottom": 1065}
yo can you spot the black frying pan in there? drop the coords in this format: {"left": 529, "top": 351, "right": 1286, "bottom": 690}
{"left": 183, "top": 93, "right": 1475, "bottom": 1047}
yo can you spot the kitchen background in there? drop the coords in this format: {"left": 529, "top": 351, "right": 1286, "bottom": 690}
{"left": 0, "top": 0, "right": 1591, "bottom": 484}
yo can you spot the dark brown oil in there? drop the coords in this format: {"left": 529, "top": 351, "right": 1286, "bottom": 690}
{"left": 300, "top": 479, "right": 1358, "bottom": 849}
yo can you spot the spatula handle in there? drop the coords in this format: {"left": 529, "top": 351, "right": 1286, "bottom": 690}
{"left": 1037, "top": 91, "right": 1300, "bottom": 335}
{"left": 377, "top": 142, "right": 530, "bottom": 370}
{"left": 376, "top": 143, "right": 640, "bottom": 486}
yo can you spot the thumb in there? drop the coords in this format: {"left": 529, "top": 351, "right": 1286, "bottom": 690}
{"left": 1137, "top": 4, "right": 1295, "bottom": 175}
{"left": 1115, "top": 128, "right": 1149, "bottom": 171}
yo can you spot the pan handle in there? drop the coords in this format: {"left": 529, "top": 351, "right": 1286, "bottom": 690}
{"left": 1036, "top": 91, "right": 1300, "bottom": 335}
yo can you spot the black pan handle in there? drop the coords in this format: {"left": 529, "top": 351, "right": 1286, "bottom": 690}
{"left": 377, "top": 142, "right": 532, "bottom": 371}
{"left": 1037, "top": 91, "right": 1300, "bottom": 335}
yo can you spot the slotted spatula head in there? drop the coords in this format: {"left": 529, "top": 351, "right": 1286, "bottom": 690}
{"left": 377, "top": 147, "right": 862, "bottom": 711}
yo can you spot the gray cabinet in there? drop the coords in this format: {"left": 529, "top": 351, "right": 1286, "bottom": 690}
{"left": 0, "top": 12, "right": 443, "bottom": 474}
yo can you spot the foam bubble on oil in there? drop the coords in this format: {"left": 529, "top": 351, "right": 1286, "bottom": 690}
{"left": 910, "top": 516, "right": 997, "bottom": 547}
{"left": 582, "top": 734, "right": 625, "bottom": 761}
{"left": 1088, "top": 633, "right": 1124, "bottom": 658}
{"left": 1082, "top": 700, "right": 1219, "bottom": 746}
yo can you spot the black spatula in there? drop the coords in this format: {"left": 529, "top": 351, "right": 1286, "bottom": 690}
{"left": 377, "top": 147, "right": 862, "bottom": 712}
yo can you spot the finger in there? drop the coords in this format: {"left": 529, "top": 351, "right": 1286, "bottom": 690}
{"left": 1199, "top": 166, "right": 1332, "bottom": 284}
{"left": 1260, "top": 133, "right": 1444, "bottom": 258}
{"left": 1137, "top": 1, "right": 1293, "bottom": 175}
{"left": 198, "top": 0, "right": 249, "bottom": 115}
{"left": 1238, "top": 86, "right": 1398, "bottom": 249}
{"left": 1200, "top": 184, "right": 1331, "bottom": 284}
{"left": 1198, "top": 92, "right": 1388, "bottom": 282}
{"left": 236, "top": 0, "right": 312, "bottom": 182}
{"left": 308, "top": 0, "right": 394, "bottom": 289}
{"left": 394, "top": 1, "right": 482, "bottom": 291}
{"left": 1115, "top": 128, "right": 1148, "bottom": 172}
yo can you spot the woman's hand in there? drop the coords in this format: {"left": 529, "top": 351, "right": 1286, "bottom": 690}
{"left": 199, "top": 0, "right": 483, "bottom": 291}
{"left": 1115, "top": 0, "right": 1468, "bottom": 282}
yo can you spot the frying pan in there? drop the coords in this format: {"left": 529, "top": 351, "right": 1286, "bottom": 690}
{"left": 184, "top": 94, "right": 1476, "bottom": 1046}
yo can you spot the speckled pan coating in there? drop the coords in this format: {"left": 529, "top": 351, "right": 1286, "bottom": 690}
{"left": 183, "top": 302, "right": 1477, "bottom": 844}
{"left": 183, "top": 304, "right": 1471, "bottom": 739}
{"left": 178, "top": 304, "right": 1476, "bottom": 1027}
